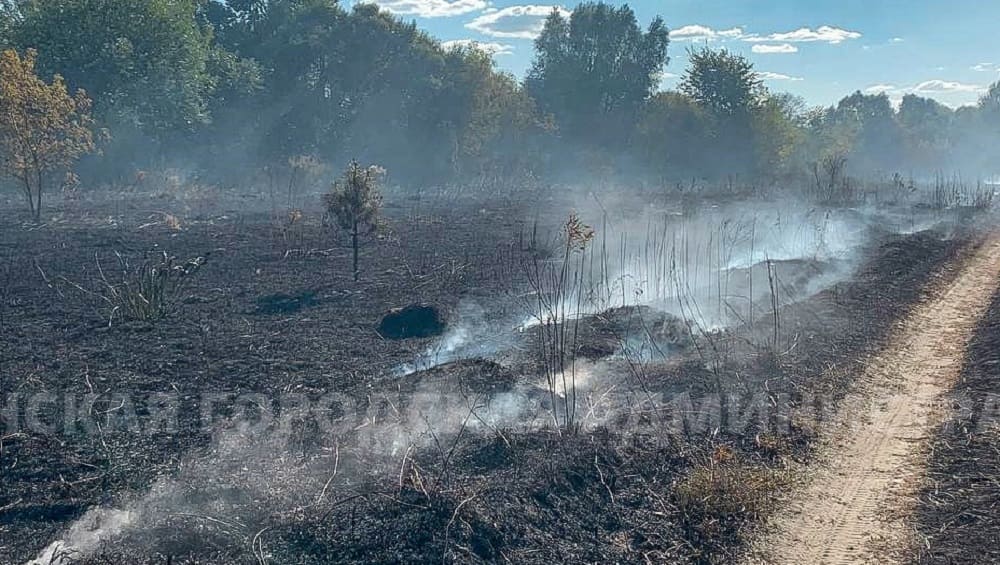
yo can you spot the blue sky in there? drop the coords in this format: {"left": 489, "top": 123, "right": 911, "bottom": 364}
{"left": 355, "top": 0, "right": 999, "bottom": 108}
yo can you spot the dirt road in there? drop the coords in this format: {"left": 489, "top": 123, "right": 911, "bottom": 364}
{"left": 750, "top": 235, "right": 1000, "bottom": 565}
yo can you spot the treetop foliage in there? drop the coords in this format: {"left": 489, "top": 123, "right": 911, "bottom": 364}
{"left": 0, "top": 0, "right": 996, "bottom": 194}
{"left": 527, "top": 3, "right": 669, "bottom": 145}
{"left": 680, "top": 47, "right": 764, "bottom": 118}
{"left": 324, "top": 161, "right": 384, "bottom": 235}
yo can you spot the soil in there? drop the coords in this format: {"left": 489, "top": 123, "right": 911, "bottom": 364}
{"left": 0, "top": 192, "right": 981, "bottom": 564}
{"left": 911, "top": 258, "right": 1000, "bottom": 564}
{"left": 747, "top": 235, "right": 1000, "bottom": 564}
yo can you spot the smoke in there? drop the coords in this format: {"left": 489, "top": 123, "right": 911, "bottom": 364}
{"left": 29, "top": 509, "right": 134, "bottom": 565}
{"left": 393, "top": 300, "right": 525, "bottom": 376}
{"left": 26, "top": 360, "right": 638, "bottom": 564}
{"left": 27, "top": 192, "right": 971, "bottom": 563}
{"left": 513, "top": 195, "right": 965, "bottom": 334}
{"left": 25, "top": 378, "right": 581, "bottom": 563}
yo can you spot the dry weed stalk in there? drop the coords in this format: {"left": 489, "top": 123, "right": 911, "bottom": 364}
{"left": 523, "top": 211, "right": 594, "bottom": 431}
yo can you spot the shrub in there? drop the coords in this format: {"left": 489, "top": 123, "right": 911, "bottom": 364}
{"left": 94, "top": 251, "right": 206, "bottom": 324}
{"left": 323, "top": 160, "right": 384, "bottom": 281}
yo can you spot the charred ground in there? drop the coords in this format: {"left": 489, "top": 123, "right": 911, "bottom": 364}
{"left": 0, "top": 191, "right": 981, "bottom": 564}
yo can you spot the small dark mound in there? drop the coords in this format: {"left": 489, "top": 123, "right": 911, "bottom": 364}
{"left": 378, "top": 304, "right": 446, "bottom": 339}
{"left": 399, "top": 358, "right": 517, "bottom": 394}
{"left": 255, "top": 290, "right": 319, "bottom": 315}
{"left": 576, "top": 305, "right": 693, "bottom": 359}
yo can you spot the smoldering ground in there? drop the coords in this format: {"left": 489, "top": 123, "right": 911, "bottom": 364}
{"left": 8, "top": 192, "right": 990, "bottom": 564}
{"left": 18, "top": 375, "right": 1000, "bottom": 564}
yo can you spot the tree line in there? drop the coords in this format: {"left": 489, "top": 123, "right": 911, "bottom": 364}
{"left": 0, "top": 0, "right": 998, "bottom": 196}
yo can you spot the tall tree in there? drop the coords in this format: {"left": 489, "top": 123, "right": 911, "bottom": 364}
{"left": 752, "top": 93, "right": 806, "bottom": 179}
{"left": 680, "top": 47, "right": 764, "bottom": 119}
{"left": 971, "top": 81, "right": 1000, "bottom": 171}
{"left": 830, "top": 91, "right": 903, "bottom": 174}
{"left": 680, "top": 47, "right": 764, "bottom": 175}
{"left": 1, "top": 0, "right": 268, "bottom": 181}
{"left": 981, "top": 81, "right": 1000, "bottom": 116}
{"left": 635, "top": 92, "right": 710, "bottom": 180}
{"left": 0, "top": 0, "right": 19, "bottom": 49}
{"left": 11, "top": 0, "right": 216, "bottom": 134}
{"left": 897, "top": 94, "right": 953, "bottom": 172}
{"left": 526, "top": 3, "right": 669, "bottom": 147}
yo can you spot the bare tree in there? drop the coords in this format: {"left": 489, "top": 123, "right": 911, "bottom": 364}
{"left": 812, "top": 152, "right": 849, "bottom": 202}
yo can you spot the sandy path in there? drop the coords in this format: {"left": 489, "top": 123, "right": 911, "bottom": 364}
{"left": 749, "top": 235, "right": 1000, "bottom": 565}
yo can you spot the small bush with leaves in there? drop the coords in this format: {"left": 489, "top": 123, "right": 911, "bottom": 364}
{"left": 94, "top": 251, "right": 206, "bottom": 324}
{"left": 323, "top": 160, "right": 384, "bottom": 281}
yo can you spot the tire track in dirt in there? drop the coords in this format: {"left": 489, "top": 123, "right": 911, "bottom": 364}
{"left": 748, "top": 234, "right": 1000, "bottom": 565}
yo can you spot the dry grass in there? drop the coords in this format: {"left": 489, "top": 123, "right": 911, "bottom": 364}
{"left": 673, "top": 445, "right": 791, "bottom": 553}
{"left": 81, "top": 251, "right": 207, "bottom": 325}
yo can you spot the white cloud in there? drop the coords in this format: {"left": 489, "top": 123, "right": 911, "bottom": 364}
{"left": 465, "top": 5, "right": 570, "bottom": 39}
{"left": 861, "top": 86, "right": 904, "bottom": 108}
{"left": 752, "top": 43, "right": 798, "bottom": 54}
{"left": 864, "top": 84, "right": 897, "bottom": 94}
{"left": 669, "top": 24, "right": 745, "bottom": 42}
{"left": 370, "top": 0, "right": 486, "bottom": 17}
{"left": 665, "top": 23, "right": 860, "bottom": 48}
{"left": 890, "top": 37, "right": 904, "bottom": 43}
{"left": 745, "top": 26, "right": 861, "bottom": 44}
{"left": 866, "top": 81, "right": 985, "bottom": 95}
{"left": 758, "top": 71, "right": 803, "bottom": 81}
{"left": 912, "top": 79, "right": 985, "bottom": 94}
{"left": 864, "top": 80, "right": 987, "bottom": 108}
{"left": 972, "top": 62, "right": 998, "bottom": 72}
{"left": 441, "top": 39, "right": 514, "bottom": 55}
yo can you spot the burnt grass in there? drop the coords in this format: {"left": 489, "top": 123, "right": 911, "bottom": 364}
{"left": 912, "top": 277, "right": 1000, "bottom": 564}
{"left": 0, "top": 193, "right": 977, "bottom": 564}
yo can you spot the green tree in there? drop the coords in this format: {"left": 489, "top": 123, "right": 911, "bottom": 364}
{"left": 208, "top": 0, "right": 536, "bottom": 187}
{"left": 972, "top": 81, "right": 1000, "bottom": 171}
{"left": 635, "top": 92, "right": 710, "bottom": 181}
{"left": 10, "top": 0, "right": 216, "bottom": 134}
{"left": 752, "top": 93, "right": 806, "bottom": 179}
{"left": 324, "top": 161, "right": 384, "bottom": 281}
{"left": 680, "top": 47, "right": 764, "bottom": 175}
{"left": 0, "top": 0, "right": 19, "bottom": 49}
{"left": 680, "top": 47, "right": 763, "bottom": 118}
{"left": 981, "top": 81, "right": 1000, "bottom": 116}
{"left": 897, "top": 94, "right": 953, "bottom": 172}
{"left": 440, "top": 45, "right": 542, "bottom": 182}
{"left": 526, "top": 3, "right": 669, "bottom": 147}
{"left": 830, "top": 91, "right": 903, "bottom": 174}
{"left": 3, "top": 0, "right": 266, "bottom": 182}
{"left": 0, "top": 48, "right": 95, "bottom": 221}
